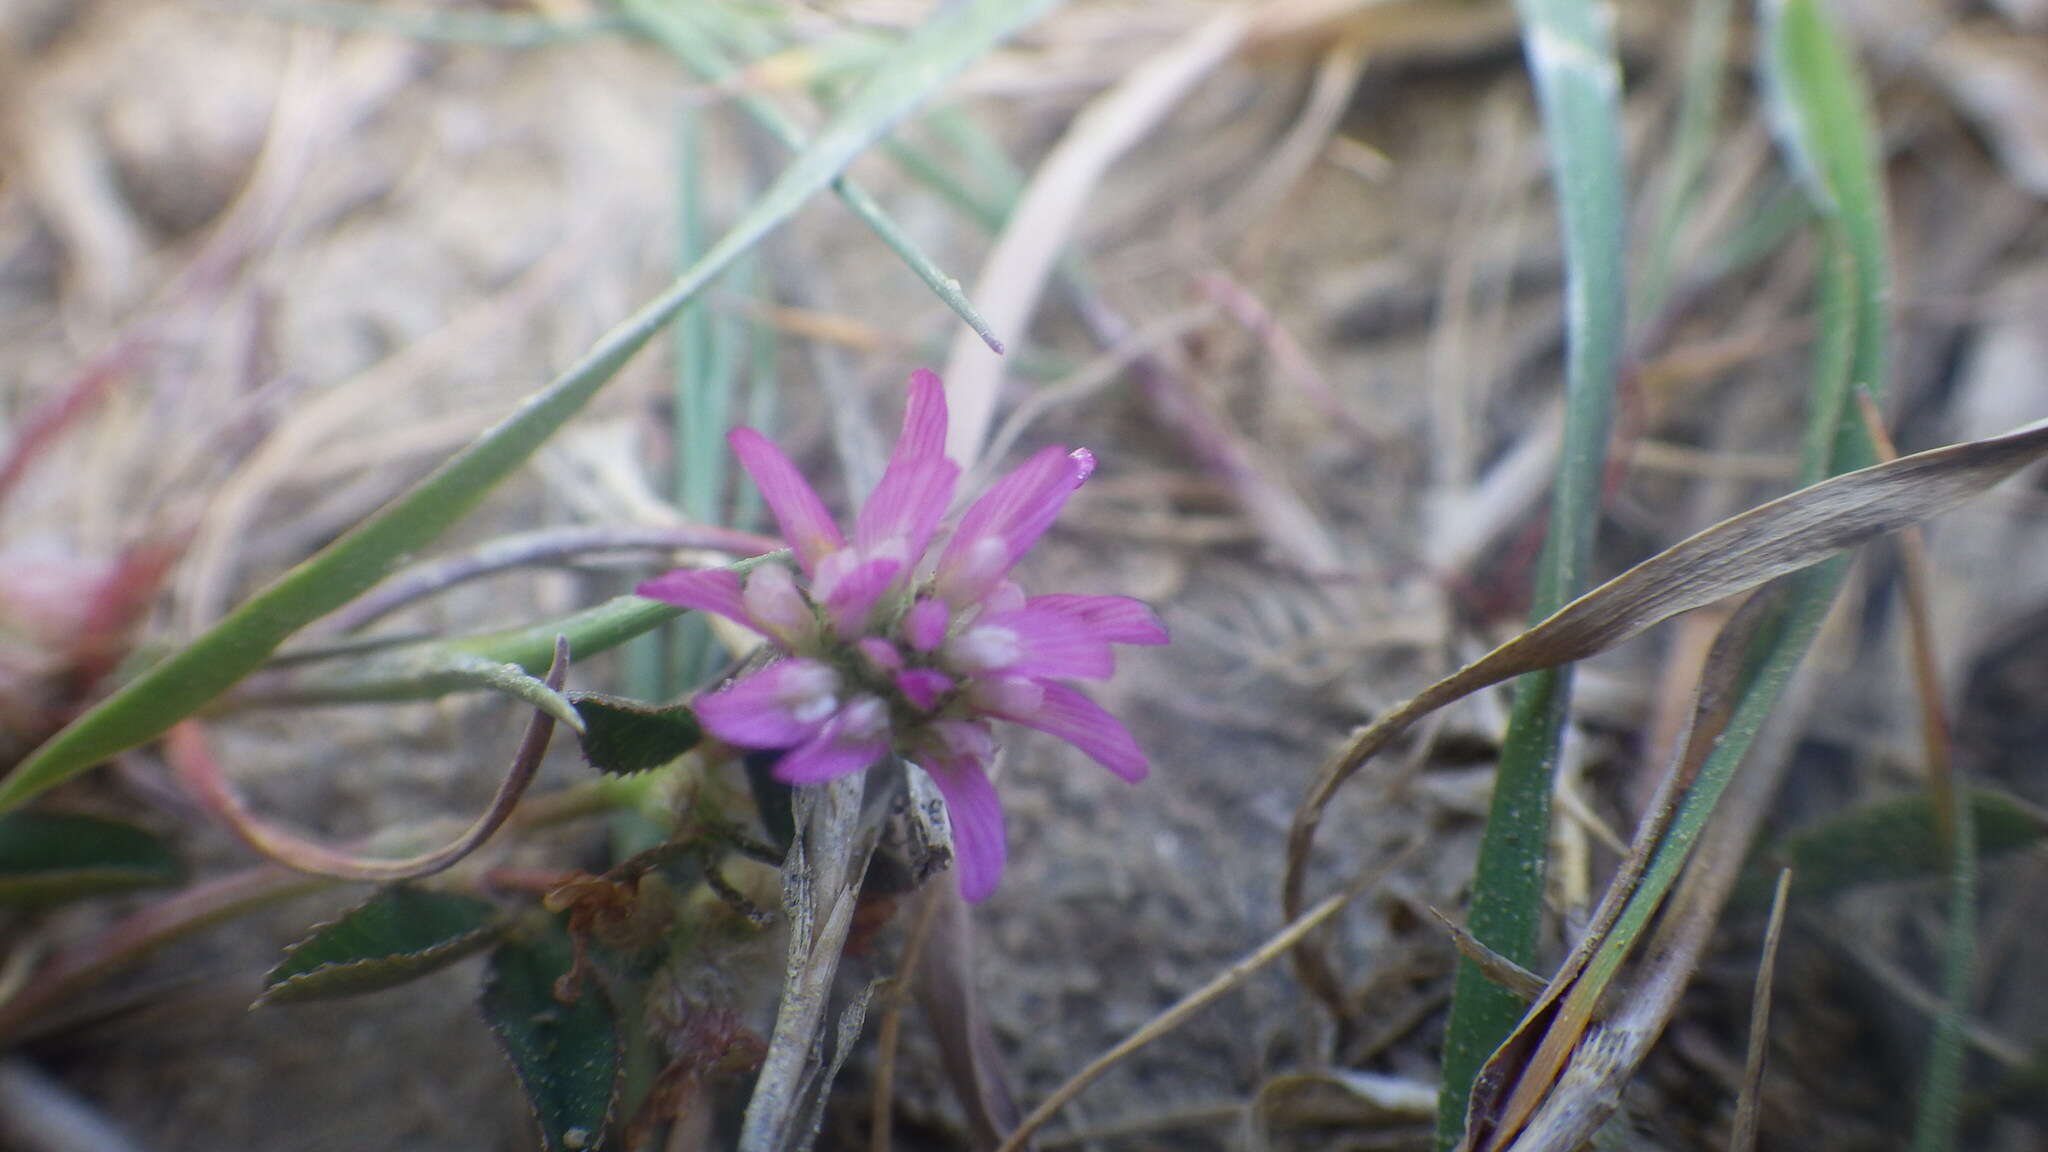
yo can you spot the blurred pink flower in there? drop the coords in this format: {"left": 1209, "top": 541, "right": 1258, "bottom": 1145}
{"left": 637, "top": 370, "right": 1166, "bottom": 901}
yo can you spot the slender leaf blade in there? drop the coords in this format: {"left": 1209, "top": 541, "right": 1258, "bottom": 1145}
{"left": 0, "top": 812, "right": 182, "bottom": 904}
{"left": 1439, "top": 0, "right": 1626, "bottom": 1140}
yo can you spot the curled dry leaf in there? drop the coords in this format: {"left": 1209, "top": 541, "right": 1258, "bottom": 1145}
{"left": 1283, "top": 416, "right": 2048, "bottom": 1013}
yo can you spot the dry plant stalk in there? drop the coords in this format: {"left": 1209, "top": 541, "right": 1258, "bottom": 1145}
{"left": 1730, "top": 868, "right": 1793, "bottom": 1152}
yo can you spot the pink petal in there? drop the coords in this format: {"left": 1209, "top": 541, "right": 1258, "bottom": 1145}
{"left": 694, "top": 660, "right": 839, "bottom": 749}
{"left": 903, "top": 598, "right": 950, "bottom": 652}
{"left": 742, "top": 563, "right": 816, "bottom": 647}
{"left": 895, "top": 668, "right": 955, "bottom": 712}
{"left": 857, "top": 637, "right": 903, "bottom": 672}
{"left": 929, "top": 719, "right": 996, "bottom": 763}
{"left": 856, "top": 372, "right": 959, "bottom": 561}
{"left": 1026, "top": 594, "right": 1170, "bottom": 646}
{"left": 855, "top": 458, "right": 960, "bottom": 566}
{"left": 957, "top": 607, "right": 1114, "bottom": 681}
{"left": 820, "top": 556, "right": 903, "bottom": 635}
{"left": 774, "top": 697, "right": 892, "bottom": 784}
{"left": 981, "top": 581, "right": 1026, "bottom": 615}
{"left": 636, "top": 568, "right": 757, "bottom": 633}
{"left": 966, "top": 675, "right": 1043, "bottom": 718}
{"left": 897, "top": 370, "right": 950, "bottom": 465}
{"left": 991, "top": 680, "right": 1148, "bottom": 782}
{"left": 728, "top": 427, "right": 844, "bottom": 577}
{"left": 922, "top": 757, "right": 1006, "bottom": 902}
{"left": 934, "top": 445, "right": 1092, "bottom": 606}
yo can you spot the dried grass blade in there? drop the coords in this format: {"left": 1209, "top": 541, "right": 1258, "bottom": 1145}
{"left": 1496, "top": 640, "right": 1825, "bottom": 1152}
{"left": 617, "top": 0, "right": 1009, "bottom": 353}
{"left": 1730, "top": 869, "right": 1793, "bottom": 1152}
{"left": 1000, "top": 841, "right": 1419, "bottom": 1152}
{"left": 912, "top": 883, "right": 1027, "bottom": 1150}
{"left": 1456, "top": 583, "right": 1786, "bottom": 1151}
{"left": 941, "top": 7, "right": 1253, "bottom": 466}
{"left": 1431, "top": 907, "right": 1549, "bottom": 1003}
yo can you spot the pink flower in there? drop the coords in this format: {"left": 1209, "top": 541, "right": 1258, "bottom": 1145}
{"left": 636, "top": 370, "right": 1167, "bottom": 901}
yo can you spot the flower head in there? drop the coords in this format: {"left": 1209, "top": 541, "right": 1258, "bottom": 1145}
{"left": 636, "top": 370, "right": 1166, "bottom": 901}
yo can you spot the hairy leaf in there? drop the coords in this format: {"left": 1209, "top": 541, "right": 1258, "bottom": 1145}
{"left": 568, "top": 692, "right": 704, "bottom": 776}
{"left": 1735, "top": 790, "right": 2043, "bottom": 907}
{"left": 483, "top": 924, "right": 621, "bottom": 1152}
{"left": 0, "top": 812, "right": 181, "bottom": 904}
{"left": 257, "top": 885, "right": 505, "bottom": 1005}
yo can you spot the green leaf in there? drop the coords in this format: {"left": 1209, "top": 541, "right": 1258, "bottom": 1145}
{"left": 239, "top": 552, "right": 786, "bottom": 707}
{"left": 257, "top": 885, "right": 505, "bottom": 1005}
{"left": 1735, "top": 790, "right": 2044, "bottom": 906}
{"left": 482, "top": 924, "right": 620, "bottom": 1152}
{"left": 0, "top": 812, "right": 182, "bottom": 904}
{"left": 568, "top": 692, "right": 704, "bottom": 775}
{"left": 1438, "top": 0, "right": 1627, "bottom": 1139}
{"left": 1760, "top": 0, "right": 1890, "bottom": 477}
{"left": 0, "top": 0, "right": 1059, "bottom": 811}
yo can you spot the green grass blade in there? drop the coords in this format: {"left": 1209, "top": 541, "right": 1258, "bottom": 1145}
{"left": 1586, "top": 0, "right": 1894, "bottom": 976}
{"left": 1437, "top": 0, "right": 1627, "bottom": 1141}
{"left": 0, "top": 0, "right": 1055, "bottom": 810}
{"left": 241, "top": 552, "right": 787, "bottom": 707}
{"left": 617, "top": 0, "right": 1012, "bottom": 353}
{"left": 654, "top": 105, "right": 725, "bottom": 698}
{"left": 1482, "top": 0, "right": 1894, "bottom": 1133}
{"left": 1761, "top": 0, "right": 1889, "bottom": 472}
{"left": 1639, "top": 0, "right": 1733, "bottom": 320}
{"left": 1767, "top": 9, "right": 1986, "bottom": 1143}
{"left": 1912, "top": 787, "right": 1976, "bottom": 1152}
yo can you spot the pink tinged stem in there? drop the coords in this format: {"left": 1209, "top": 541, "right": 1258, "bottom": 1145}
{"left": 1025, "top": 594, "right": 1170, "bottom": 646}
{"left": 694, "top": 659, "right": 840, "bottom": 748}
{"left": 636, "top": 567, "right": 754, "bottom": 631}
{"left": 992, "top": 680, "right": 1149, "bottom": 783}
{"left": 922, "top": 757, "right": 1006, "bottom": 903}
{"left": 934, "top": 446, "right": 1094, "bottom": 606}
{"left": 774, "top": 696, "right": 892, "bottom": 784}
{"left": 728, "top": 427, "right": 845, "bottom": 577}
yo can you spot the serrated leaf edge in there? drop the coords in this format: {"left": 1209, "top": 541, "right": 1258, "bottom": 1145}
{"left": 480, "top": 939, "right": 623, "bottom": 1152}
{"left": 255, "top": 899, "right": 507, "bottom": 1007}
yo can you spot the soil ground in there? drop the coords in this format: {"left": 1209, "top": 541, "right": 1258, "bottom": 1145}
{"left": 5, "top": 2, "right": 2048, "bottom": 1150}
